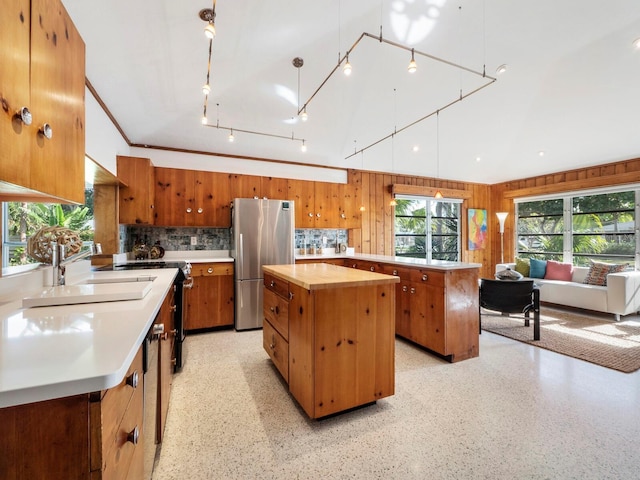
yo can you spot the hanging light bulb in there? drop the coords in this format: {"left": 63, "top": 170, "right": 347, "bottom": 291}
{"left": 408, "top": 48, "right": 417, "bottom": 73}
{"left": 301, "top": 140, "right": 307, "bottom": 152}
{"left": 343, "top": 53, "right": 352, "bottom": 76}
{"left": 228, "top": 129, "right": 234, "bottom": 142}
{"left": 201, "top": 115, "right": 207, "bottom": 125}
{"left": 204, "top": 21, "right": 216, "bottom": 39}
{"left": 389, "top": 198, "right": 397, "bottom": 207}
{"left": 434, "top": 190, "right": 443, "bottom": 199}
{"left": 202, "top": 83, "right": 211, "bottom": 95}
{"left": 300, "top": 107, "right": 308, "bottom": 122}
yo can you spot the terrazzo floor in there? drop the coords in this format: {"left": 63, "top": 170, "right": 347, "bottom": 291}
{"left": 153, "top": 328, "right": 640, "bottom": 480}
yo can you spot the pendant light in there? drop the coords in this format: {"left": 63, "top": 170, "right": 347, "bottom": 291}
{"left": 228, "top": 129, "right": 234, "bottom": 142}
{"left": 408, "top": 48, "right": 417, "bottom": 73}
{"left": 301, "top": 140, "right": 307, "bottom": 152}
{"left": 343, "top": 53, "right": 352, "bottom": 76}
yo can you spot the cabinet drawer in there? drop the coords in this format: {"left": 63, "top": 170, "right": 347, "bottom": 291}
{"left": 191, "top": 262, "right": 234, "bottom": 277}
{"left": 263, "top": 287, "right": 289, "bottom": 340}
{"left": 408, "top": 268, "right": 444, "bottom": 286}
{"left": 263, "top": 320, "right": 289, "bottom": 383}
{"left": 346, "top": 260, "right": 383, "bottom": 272}
{"left": 101, "top": 372, "right": 144, "bottom": 480}
{"left": 264, "top": 272, "right": 289, "bottom": 299}
{"left": 100, "top": 348, "right": 143, "bottom": 436}
{"left": 381, "top": 264, "right": 413, "bottom": 279}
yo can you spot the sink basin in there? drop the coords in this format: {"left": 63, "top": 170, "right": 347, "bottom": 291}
{"left": 22, "top": 282, "right": 153, "bottom": 308}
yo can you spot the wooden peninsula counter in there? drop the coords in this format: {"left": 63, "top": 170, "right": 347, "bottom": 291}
{"left": 262, "top": 263, "right": 399, "bottom": 419}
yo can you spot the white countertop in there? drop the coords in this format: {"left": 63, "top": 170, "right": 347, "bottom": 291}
{"left": 0, "top": 267, "right": 178, "bottom": 408}
{"left": 114, "top": 250, "right": 234, "bottom": 264}
{"left": 296, "top": 251, "right": 481, "bottom": 270}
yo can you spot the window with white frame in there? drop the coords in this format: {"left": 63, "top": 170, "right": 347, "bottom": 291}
{"left": 394, "top": 195, "right": 461, "bottom": 261}
{"left": 2, "top": 189, "right": 95, "bottom": 267}
{"left": 516, "top": 187, "right": 637, "bottom": 268}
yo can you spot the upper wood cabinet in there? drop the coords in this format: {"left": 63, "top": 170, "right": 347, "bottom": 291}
{"left": 261, "top": 176, "right": 288, "bottom": 200}
{"left": 117, "top": 156, "right": 155, "bottom": 225}
{"left": 229, "top": 173, "right": 262, "bottom": 199}
{"left": 154, "top": 167, "right": 230, "bottom": 227}
{"left": 0, "top": 0, "right": 85, "bottom": 204}
{"left": 288, "top": 179, "right": 316, "bottom": 228}
{"left": 288, "top": 179, "right": 360, "bottom": 228}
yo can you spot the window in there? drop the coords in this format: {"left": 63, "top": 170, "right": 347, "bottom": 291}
{"left": 2, "top": 189, "right": 95, "bottom": 267}
{"left": 516, "top": 188, "right": 637, "bottom": 268}
{"left": 394, "top": 196, "right": 461, "bottom": 261}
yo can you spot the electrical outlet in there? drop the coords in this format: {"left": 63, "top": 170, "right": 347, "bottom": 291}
{"left": 191, "top": 236, "right": 197, "bottom": 246}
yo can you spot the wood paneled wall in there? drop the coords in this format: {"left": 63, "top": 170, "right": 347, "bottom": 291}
{"left": 356, "top": 170, "right": 493, "bottom": 277}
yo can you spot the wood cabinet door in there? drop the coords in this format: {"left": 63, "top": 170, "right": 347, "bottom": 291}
{"left": 230, "top": 173, "right": 261, "bottom": 199}
{"left": 185, "top": 270, "right": 234, "bottom": 330}
{"left": 395, "top": 282, "right": 412, "bottom": 338}
{"left": 154, "top": 167, "right": 189, "bottom": 226}
{"left": 314, "top": 181, "right": 340, "bottom": 228}
{"left": 288, "top": 179, "right": 315, "bottom": 227}
{"left": 30, "top": 0, "right": 85, "bottom": 204}
{"left": 338, "top": 183, "right": 361, "bottom": 228}
{"left": 117, "top": 156, "right": 155, "bottom": 224}
{"left": 262, "top": 176, "right": 288, "bottom": 200}
{"left": 212, "top": 172, "right": 231, "bottom": 227}
{"left": 0, "top": 0, "right": 31, "bottom": 191}
{"left": 421, "top": 284, "right": 446, "bottom": 354}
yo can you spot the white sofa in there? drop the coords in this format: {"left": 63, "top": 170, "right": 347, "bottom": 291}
{"left": 495, "top": 263, "right": 640, "bottom": 321}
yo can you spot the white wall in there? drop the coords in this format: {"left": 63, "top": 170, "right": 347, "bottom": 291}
{"left": 84, "top": 88, "right": 347, "bottom": 184}
{"left": 84, "top": 87, "right": 130, "bottom": 175}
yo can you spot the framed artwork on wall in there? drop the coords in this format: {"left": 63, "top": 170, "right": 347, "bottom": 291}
{"left": 468, "top": 208, "right": 487, "bottom": 250}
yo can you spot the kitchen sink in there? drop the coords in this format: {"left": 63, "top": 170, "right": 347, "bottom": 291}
{"left": 82, "top": 275, "right": 157, "bottom": 284}
{"left": 22, "top": 281, "right": 154, "bottom": 308}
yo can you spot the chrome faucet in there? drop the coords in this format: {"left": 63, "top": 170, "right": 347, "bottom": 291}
{"left": 52, "top": 243, "right": 101, "bottom": 286}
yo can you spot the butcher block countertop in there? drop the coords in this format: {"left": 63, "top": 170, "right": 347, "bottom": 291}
{"left": 262, "top": 263, "right": 400, "bottom": 290}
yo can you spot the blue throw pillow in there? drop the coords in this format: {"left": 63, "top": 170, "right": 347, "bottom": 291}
{"left": 529, "top": 259, "right": 547, "bottom": 278}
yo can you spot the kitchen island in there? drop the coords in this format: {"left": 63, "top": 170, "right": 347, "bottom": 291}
{"left": 262, "top": 263, "right": 399, "bottom": 419}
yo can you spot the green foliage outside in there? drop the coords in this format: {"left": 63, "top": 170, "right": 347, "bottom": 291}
{"left": 6, "top": 189, "right": 94, "bottom": 266}
{"left": 517, "top": 191, "right": 635, "bottom": 266}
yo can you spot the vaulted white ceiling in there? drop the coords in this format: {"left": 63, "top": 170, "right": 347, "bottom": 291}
{"left": 62, "top": 0, "right": 640, "bottom": 184}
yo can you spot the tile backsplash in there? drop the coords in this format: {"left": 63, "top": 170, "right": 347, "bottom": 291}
{"left": 122, "top": 227, "right": 348, "bottom": 253}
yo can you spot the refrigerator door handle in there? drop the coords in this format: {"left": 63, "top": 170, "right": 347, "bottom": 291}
{"left": 238, "top": 233, "right": 244, "bottom": 275}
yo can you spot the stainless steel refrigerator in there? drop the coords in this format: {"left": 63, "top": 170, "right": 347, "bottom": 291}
{"left": 231, "top": 198, "right": 295, "bottom": 330}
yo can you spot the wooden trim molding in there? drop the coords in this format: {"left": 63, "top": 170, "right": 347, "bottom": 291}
{"left": 391, "top": 183, "right": 472, "bottom": 199}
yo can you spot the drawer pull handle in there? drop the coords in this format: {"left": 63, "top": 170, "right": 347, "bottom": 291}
{"left": 127, "top": 426, "right": 140, "bottom": 445}
{"left": 207, "top": 267, "right": 213, "bottom": 274}
{"left": 17, "top": 106, "right": 32, "bottom": 126}
{"left": 172, "top": 358, "right": 177, "bottom": 366}
{"left": 171, "top": 329, "right": 178, "bottom": 336}
{"left": 370, "top": 266, "right": 375, "bottom": 271}
{"left": 410, "top": 287, "right": 416, "bottom": 294}
{"left": 393, "top": 270, "right": 398, "bottom": 276}
{"left": 197, "top": 208, "right": 203, "bottom": 214}
{"left": 270, "top": 306, "right": 275, "bottom": 312}
{"left": 170, "top": 304, "right": 177, "bottom": 312}
{"left": 39, "top": 123, "right": 53, "bottom": 139}
{"left": 289, "top": 292, "right": 294, "bottom": 300}
{"left": 316, "top": 213, "right": 321, "bottom": 218}
{"left": 186, "top": 207, "right": 192, "bottom": 213}
{"left": 402, "top": 285, "right": 408, "bottom": 292}
{"left": 270, "top": 281, "right": 275, "bottom": 287}
{"left": 126, "top": 371, "right": 139, "bottom": 389}
{"left": 308, "top": 212, "right": 313, "bottom": 217}
{"left": 422, "top": 274, "right": 428, "bottom": 281}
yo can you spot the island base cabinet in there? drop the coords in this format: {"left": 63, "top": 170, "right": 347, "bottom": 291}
{"left": 288, "top": 282, "right": 395, "bottom": 419}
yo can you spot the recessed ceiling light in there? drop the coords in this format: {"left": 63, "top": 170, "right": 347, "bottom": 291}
{"left": 538, "top": 151, "right": 545, "bottom": 157}
{"left": 633, "top": 38, "right": 640, "bottom": 49}
{"left": 412, "top": 145, "right": 419, "bottom": 152}
{"left": 496, "top": 64, "right": 508, "bottom": 75}
{"left": 475, "top": 156, "right": 481, "bottom": 162}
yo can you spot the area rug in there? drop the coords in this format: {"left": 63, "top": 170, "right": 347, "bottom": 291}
{"left": 481, "top": 307, "right": 640, "bottom": 373}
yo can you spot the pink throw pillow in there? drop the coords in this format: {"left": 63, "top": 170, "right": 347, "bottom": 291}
{"left": 544, "top": 260, "right": 573, "bottom": 281}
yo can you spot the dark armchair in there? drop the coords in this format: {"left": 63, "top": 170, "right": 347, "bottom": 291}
{"left": 479, "top": 279, "right": 540, "bottom": 341}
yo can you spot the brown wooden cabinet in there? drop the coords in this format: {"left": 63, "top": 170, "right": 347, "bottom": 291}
{"left": 185, "top": 262, "right": 234, "bottom": 330}
{"left": 263, "top": 266, "right": 396, "bottom": 419}
{"left": 381, "top": 263, "right": 479, "bottom": 362}
{"left": 0, "top": 347, "right": 144, "bottom": 480}
{"left": 154, "top": 168, "right": 230, "bottom": 227}
{"left": 117, "top": 156, "right": 155, "bottom": 225}
{"left": 0, "top": 0, "right": 85, "bottom": 204}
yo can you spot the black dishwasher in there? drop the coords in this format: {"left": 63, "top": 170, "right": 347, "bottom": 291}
{"left": 142, "top": 319, "right": 163, "bottom": 478}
